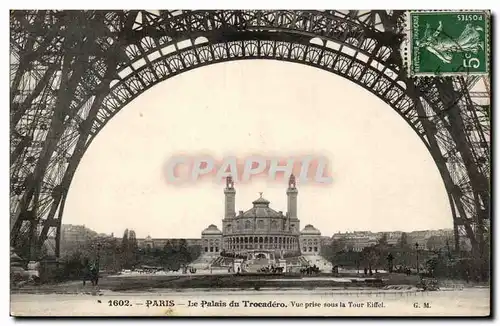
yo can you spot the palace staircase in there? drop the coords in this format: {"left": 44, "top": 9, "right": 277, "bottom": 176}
{"left": 210, "top": 256, "right": 234, "bottom": 268}
{"left": 189, "top": 254, "right": 217, "bottom": 270}
{"left": 303, "top": 255, "right": 333, "bottom": 272}
{"left": 245, "top": 257, "right": 275, "bottom": 273}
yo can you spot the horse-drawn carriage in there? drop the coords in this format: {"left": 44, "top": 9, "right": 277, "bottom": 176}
{"left": 300, "top": 265, "right": 320, "bottom": 275}
{"left": 258, "top": 266, "right": 284, "bottom": 274}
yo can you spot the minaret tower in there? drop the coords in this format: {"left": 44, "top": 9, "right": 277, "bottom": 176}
{"left": 224, "top": 176, "right": 236, "bottom": 218}
{"left": 286, "top": 173, "right": 300, "bottom": 240}
{"left": 287, "top": 174, "right": 298, "bottom": 219}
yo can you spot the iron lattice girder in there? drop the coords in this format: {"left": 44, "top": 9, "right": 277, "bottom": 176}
{"left": 407, "top": 78, "right": 488, "bottom": 252}
{"left": 9, "top": 10, "right": 489, "bottom": 258}
{"left": 93, "top": 35, "right": 416, "bottom": 136}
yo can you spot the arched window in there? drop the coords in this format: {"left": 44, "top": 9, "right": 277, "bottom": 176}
{"left": 271, "top": 220, "right": 277, "bottom": 230}
{"left": 257, "top": 220, "right": 264, "bottom": 229}
{"left": 245, "top": 220, "right": 251, "bottom": 229}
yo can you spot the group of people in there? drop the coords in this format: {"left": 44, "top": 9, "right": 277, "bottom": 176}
{"left": 82, "top": 263, "right": 99, "bottom": 286}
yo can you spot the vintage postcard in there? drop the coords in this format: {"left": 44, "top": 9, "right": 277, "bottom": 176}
{"left": 10, "top": 10, "right": 491, "bottom": 317}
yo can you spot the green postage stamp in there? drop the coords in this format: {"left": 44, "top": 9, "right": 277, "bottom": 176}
{"left": 406, "top": 10, "right": 490, "bottom": 76}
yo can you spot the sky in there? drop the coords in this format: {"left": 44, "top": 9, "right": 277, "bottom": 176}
{"left": 63, "top": 60, "right": 453, "bottom": 239}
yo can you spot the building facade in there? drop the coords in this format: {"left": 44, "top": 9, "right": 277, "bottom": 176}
{"left": 134, "top": 175, "right": 323, "bottom": 258}
{"left": 200, "top": 225, "right": 222, "bottom": 256}
{"left": 197, "top": 175, "right": 322, "bottom": 257}
{"left": 331, "top": 229, "right": 456, "bottom": 252}
{"left": 136, "top": 237, "right": 202, "bottom": 249}
{"left": 299, "top": 225, "right": 322, "bottom": 255}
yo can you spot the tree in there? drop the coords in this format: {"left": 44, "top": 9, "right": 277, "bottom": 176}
{"left": 425, "top": 254, "right": 440, "bottom": 277}
{"left": 387, "top": 253, "right": 394, "bottom": 273}
{"left": 378, "top": 233, "right": 388, "bottom": 247}
{"left": 188, "top": 245, "right": 202, "bottom": 263}
{"left": 96, "top": 237, "right": 121, "bottom": 272}
{"left": 361, "top": 246, "right": 380, "bottom": 274}
{"left": 128, "top": 230, "right": 138, "bottom": 267}
{"left": 321, "top": 239, "right": 349, "bottom": 265}
{"left": 331, "top": 239, "right": 348, "bottom": 253}
{"left": 426, "top": 236, "right": 447, "bottom": 252}
{"left": 121, "top": 229, "right": 129, "bottom": 251}
{"left": 56, "top": 250, "right": 87, "bottom": 281}
{"left": 163, "top": 240, "right": 174, "bottom": 256}
{"left": 162, "top": 241, "right": 175, "bottom": 267}
{"left": 398, "top": 232, "right": 409, "bottom": 249}
{"left": 13, "top": 231, "right": 32, "bottom": 261}
{"left": 40, "top": 243, "right": 49, "bottom": 259}
{"left": 120, "top": 229, "right": 136, "bottom": 269}
{"left": 128, "top": 230, "right": 137, "bottom": 248}
{"left": 372, "top": 234, "right": 389, "bottom": 269}
{"left": 178, "top": 239, "right": 191, "bottom": 264}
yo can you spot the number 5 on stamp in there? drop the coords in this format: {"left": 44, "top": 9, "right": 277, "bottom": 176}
{"left": 406, "top": 11, "right": 490, "bottom": 76}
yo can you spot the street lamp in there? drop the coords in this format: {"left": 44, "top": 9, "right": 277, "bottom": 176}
{"left": 415, "top": 242, "right": 419, "bottom": 274}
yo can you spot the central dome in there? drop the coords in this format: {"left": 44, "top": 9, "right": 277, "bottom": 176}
{"left": 301, "top": 224, "right": 321, "bottom": 235}
{"left": 202, "top": 224, "right": 222, "bottom": 235}
{"left": 252, "top": 196, "right": 270, "bottom": 206}
{"left": 241, "top": 195, "right": 283, "bottom": 218}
